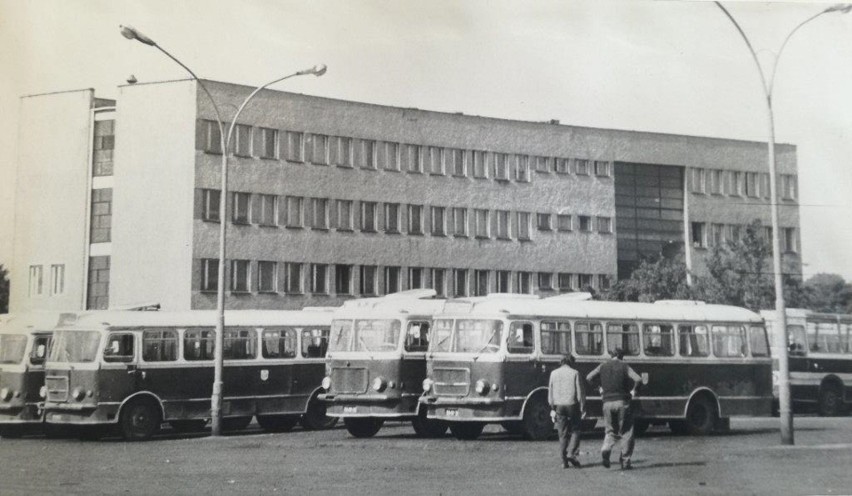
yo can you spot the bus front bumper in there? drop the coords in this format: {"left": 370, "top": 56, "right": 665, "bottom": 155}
{"left": 0, "top": 403, "right": 44, "bottom": 424}
{"left": 421, "top": 396, "right": 514, "bottom": 422}
{"left": 320, "top": 393, "right": 419, "bottom": 418}
{"left": 44, "top": 402, "right": 117, "bottom": 425}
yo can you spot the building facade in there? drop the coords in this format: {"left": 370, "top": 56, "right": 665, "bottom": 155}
{"left": 9, "top": 80, "right": 802, "bottom": 312}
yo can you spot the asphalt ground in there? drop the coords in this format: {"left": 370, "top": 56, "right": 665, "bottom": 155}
{"left": 1, "top": 417, "right": 851, "bottom": 496}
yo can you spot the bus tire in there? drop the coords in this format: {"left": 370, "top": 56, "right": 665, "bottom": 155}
{"left": 500, "top": 421, "right": 524, "bottom": 435}
{"left": 257, "top": 414, "right": 299, "bottom": 432}
{"left": 449, "top": 422, "right": 484, "bottom": 440}
{"left": 818, "top": 385, "right": 843, "bottom": 417}
{"left": 684, "top": 395, "right": 717, "bottom": 436}
{"left": 120, "top": 398, "right": 161, "bottom": 441}
{"left": 522, "top": 395, "right": 554, "bottom": 441}
{"left": 412, "top": 410, "right": 448, "bottom": 438}
{"left": 223, "top": 416, "right": 253, "bottom": 432}
{"left": 301, "top": 395, "right": 338, "bottom": 431}
{"left": 344, "top": 417, "right": 384, "bottom": 438}
{"left": 169, "top": 419, "right": 208, "bottom": 433}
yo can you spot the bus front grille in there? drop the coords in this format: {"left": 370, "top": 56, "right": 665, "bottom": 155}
{"left": 433, "top": 367, "right": 470, "bottom": 396}
{"left": 45, "top": 376, "right": 69, "bottom": 403}
{"left": 331, "top": 367, "right": 368, "bottom": 394}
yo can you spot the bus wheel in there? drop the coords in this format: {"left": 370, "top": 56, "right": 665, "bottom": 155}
{"left": 684, "top": 396, "right": 717, "bottom": 435}
{"left": 301, "top": 396, "right": 338, "bottom": 430}
{"left": 120, "top": 399, "right": 161, "bottom": 441}
{"left": 500, "top": 421, "right": 524, "bottom": 435}
{"left": 257, "top": 414, "right": 299, "bottom": 432}
{"left": 223, "top": 416, "right": 253, "bottom": 432}
{"left": 522, "top": 396, "right": 554, "bottom": 441}
{"left": 818, "top": 386, "right": 843, "bottom": 416}
{"left": 0, "top": 426, "right": 23, "bottom": 438}
{"left": 449, "top": 422, "right": 484, "bottom": 440}
{"left": 412, "top": 410, "right": 448, "bottom": 438}
{"left": 169, "top": 419, "right": 208, "bottom": 433}
{"left": 344, "top": 417, "right": 384, "bottom": 438}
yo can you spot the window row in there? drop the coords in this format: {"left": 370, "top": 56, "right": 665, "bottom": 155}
{"left": 198, "top": 259, "right": 611, "bottom": 297}
{"left": 691, "top": 222, "right": 798, "bottom": 253}
{"left": 690, "top": 168, "right": 797, "bottom": 201}
{"left": 198, "top": 120, "right": 613, "bottom": 183}
{"left": 28, "top": 264, "right": 65, "bottom": 298}
{"left": 788, "top": 322, "right": 852, "bottom": 355}
{"left": 200, "top": 189, "right": 613, "bottom": 239}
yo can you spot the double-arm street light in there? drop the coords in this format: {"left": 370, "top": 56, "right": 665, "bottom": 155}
{"left": 714, "top": 2, "right": 850, "bottom": 445}
{"left": 119, "top": 25, "right": 326, "bottom": 436}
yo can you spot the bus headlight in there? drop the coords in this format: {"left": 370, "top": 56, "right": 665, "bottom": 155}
{"left": 372, "top": 377, "right": 387, "bottom": 393}
{"left": 71, "top": 387, "right": 85, "bottom": 401}
{"left": 422, "top": 378, "right": 434, "bottom": 392}
{"left": 321, "top": 376, "right": 332, "bottom": 391}
{"left": 39, "top": 386, "right": 47, "bottom": 399}
{"left": 0, "top": 388, "right": 11, "bottom": 401}
{"left": 475, "top": 380, "right": 490, "bottom": 396}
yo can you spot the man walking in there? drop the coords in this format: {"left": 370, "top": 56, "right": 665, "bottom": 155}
{"left": 548, "top": 354, "right": 585, "bottom": 469}
{"left": 586, "top": 348, "right": 643, "bottom": 470}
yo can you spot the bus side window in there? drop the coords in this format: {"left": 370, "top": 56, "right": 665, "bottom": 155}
{"left": 302, "top": 328, "right": 330, "bottom": 358}
{"left": 30, "top": 335, "right": 50, "bottom": 365}
{"left": 405, "top": 322, "right": 430, "bottom": 352}
{"left": 541, "top": 321, "right": 571, "bottom": 355}
{"left": 262, "top": 328, "right": 297, "bottom": 359}
{"left": 142, "top": 329, "right": 178, "bottom": 362}
{"left": 224, "top": 328, "right": 257, "bottom": 360}
{"left": 749, "top": 326, "right": 770, "bottom": 357}
{"left": 607, "top": 323, "right": 640, "bottom": 356}
{"left": 642, "top": 324, "right": 674, "bottom": 357}
{"left": 104, "top": 333, "right": 135, "bottom": 363}
{"left": 575, "top": 322, "right": 603, "bottom": 356}
{"left": 787, "top": 325, "right": 806, "bottom": 355}
{"left": 184, "top": 329, "right": 215, "bottom": 361}
{"left": 678, "top": 325, "right": 709, "bottom": 357}
{"left": 712, "top": 325, "right": 747, "bottom": 358}
{"left": 508, "top": 321, "right": 534, "bottom": 354}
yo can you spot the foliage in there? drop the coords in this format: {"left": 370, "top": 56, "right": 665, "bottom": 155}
{"left": 0, "top": 264, "right": 8, "bottom": 314}
{"left": 803, "top": 273, "right": 852, "bottom": 314}
{"left": 601, "top": 255, "right": 694, "bottom": 303}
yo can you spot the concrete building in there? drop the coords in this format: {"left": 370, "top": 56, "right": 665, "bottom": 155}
{"left": 9, "top": 80, "right": 802, "bottom": 312}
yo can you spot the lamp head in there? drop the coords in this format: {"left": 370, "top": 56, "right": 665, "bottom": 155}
{"left": 825, "top": 3, "right": 852, "bottom": 14}
{"left": 119, "top": 25, "right": 157, "bottom": 46}
{"left": 297, "top": 64, "right": 327, "bottom": 77}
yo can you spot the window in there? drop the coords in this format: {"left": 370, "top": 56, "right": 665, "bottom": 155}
{"left": 597, "top": 216, "right": 612, "bottom": 234}
{"left": 558, "top": 273, "right": 573, "bottom": 292}
{"left": 788, "top": 325, "right": 807, "bottom": 355}
{"left": 403, "top": 144, "right": 422, "bottom": 173}
{"left": 783, "top": 228, "right": 798, "bottom": 253}
{"left": 184, "top": 329, "right": 215, "bottom": 360}
{"left": 378, "top": 141, "right": 400, "bottom": 171}
{"left": 355, "top": 139, "right": 375, "bottom": 169}
{"left": 360, "top": 265, "right": 377, "bottom": 295}
{"left": 643, "top": 324, "right": 674, "bottom": 356}
{"left": 306, "top": 133, "right": 329, "bottom": 165}
{"left": 594, "top": 160, "right": 611, "bottom": 177}
{"left": 578, "top": 273, "right": 593, "bottom": 289}
{"left": 310, "top": 198, "right": 329, "bottom": 230}
{"left": 496, "top": 210, "right": 510, "bottom": 239}
{"left": 806, "top": 321, "right": 843, "bottom": 354}
{"left": 431, "top": 268, "right": 446, "bottom": 297}
{"left": 89, "top": 187, "right": 112, "bottom": 243}
{"left": 232, "top": 192, "right": 251, "bottom": 224}
{"left": 691, "top": 168, "right": 706, "bottom": 194}
{"left": 514, "top": 155, "right": 531, "bottom": 182}
{"left": 726, "top": 224, "right": 742, "bottom": 244}
{"left": 50, "top": 264, "right": 65, "bottom": 296}
{"left": 555, "top": 157, "right": 571, "bottom": 174}
{"left": 453, "top": 269, "right": 468, "bottom": 297}
{"left": 330, "top": 136, "right": 352, "bottom": 167}
{"left": 335, "top": 265, "right": 352, "bottom": 295}
{"left": 30, "top": 335, "right": 49, "bottom": 365}
{"left": 384, "top": 266, "right": 401, "bottom": 294}
{"left": 710, "top": 169, "right": 725, "bottom": 195}
{"left": 599, "top": 274, "right": 611, "bottom": 290}
{"left": 431, "top": 206, "right": 446, "bottom": 236}
{"left": 284, "top": 262, "right": 302, "bottom": 294}
{"left": 405, "top": 321, "right": 430, "bottom": 352}
{"left": 408, "top": 204, "right": 423, "bottom": 234}
{"left": 140, "top": 329, "right": 177, "bottom": 362}
{"left": 233, "top": 124, "right": 252, "bottom": 157}
{"left": 103, "top": 333, "right": 134, "bottom": 363}
{"left": 691, "top": 222, "right": 706, "bottom": 248}
{"left": 496, "top": 271, "right": 510, "bottom": 293}
{"left": 578, "top": 216, "right": 592, "bottom": 232}
{"left": 575, "top": 322, "right": 603, "bottom": 355}
{"left": 450, "top": 148, "right": 466, "bottom": 177}
{"left": 749, "top": 326, "right": 770, "bottom": 357}
{"left": 385, "top": 203, "right": 400, "bottom": 233}
{"left": 517, "top": 212, "right": 531, "bottom": 240}
{"left": 310, "top": 264, "right": 328, "bottom": 294}
{"left": 472, "top": 151, "right": 488, "bottom": 178}
{"left": 515, "top": 272, "right": 532, "bottom": 294}
{"left": 284, "top": 131, "right": 303, "bottom": 162}
{"left": 262, "top": 328, "right": 297, "bottom": 359}
{"left": 712, "top": 325, "right": 747, "bottom": 357}
{"left": 223, "top": 328, "right": 257, "bottom": 360}
{"left": 258, "top": 261, "right": 277, "bottom": 293}
{"left": 202, "top": 189, "right": 221, "bottom": 222}
{"left": 781, "top": 174, "right": 797, "bottom": 200}
{"left": 557, "top": 214, "right": 572, "bottom": 232}
{"left": 729, "top": 171, "right": 743, "bottom": 196}
{"left": 302, "top": 328, "right": 330, "bottom": 358}
{"left": 336, "top": 200, "right": 353, "bottom": 231}
{"left": 474, "top": 209, "right": 489, "bottom": 238}
{"left": 409, "top": 267, "right": 424, "bottom": 289}
{"left": 679, "top": 325, "right": 710, "bottom": 357}
{"left": 541, "top": 321, "right": 571, "bottom": 355}
{"left": 256, "top": 194, "right": 277, "bottom": 226}
{"left": 709, "top": 223, "right": 724, "bottom": 247}
{"left": 493, "top": 153, "right": 509, "bottom": 180}
{"left": 474, "top": 270, "right": 489, "bottom": 296}
{"left": 745, "top": 172, "right": 759, "bottom": 198}
{"left": 538, "top": 272, "right": 553, "bottom": 291}
{"left": 508, "top": 321, "right": 534, "bottom": 354}
{"left": 201, "top": 258, "right": 218, "bottom": 292}
{"left": 575, "top": 159, "right": 590, "bottom": 175}
{"left": 537, "top": 213, "right": 552, "bottom": 231}
{"left": 361, "top": 201, "right": 377, "bottom": 232}
{"left": 428, "top": 146, "right": 444, "bottom": 175}
{"left": 535, "top": 156, "right": 551, "bottom": 173}
{"left": 260, "top": 128, "right": 278, "bottom": 159}
{"left": 230, "top": 260, "right": 250, "bottom": 293}
{"left": 761, "top": 173, "right": 771, "bottom": 199}
{"left": 202, "top": 120, "right": 222, "bottom": 154}
{"left": 451, "top": 207, "right": 468, "bottom": 237}
{"left": 285, "top": 196, "right": 303, "bottom": 228}
{"left": 607, "top": 323, "right": 640, "bottom": 356}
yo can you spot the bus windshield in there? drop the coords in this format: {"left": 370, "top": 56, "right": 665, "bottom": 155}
{"left": 329, "top": 319, "right": 401, "bottom": 352}
{"left": 48, "top": 331, "right": 101, "bottom": 363}
{"left": 430, "top": 319, "right": 503, "bottom": 353}
{"left": 0, "top": 334, "right": 27, "bottom": 364}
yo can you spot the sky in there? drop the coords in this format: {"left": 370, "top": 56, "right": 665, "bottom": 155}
{"left": 1, "top": 0, "right": 850, "bottom": 281}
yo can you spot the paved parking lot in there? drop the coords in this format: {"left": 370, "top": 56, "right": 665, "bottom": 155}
{"left": 1, "top": 417, "right": 851, "bottom": 495}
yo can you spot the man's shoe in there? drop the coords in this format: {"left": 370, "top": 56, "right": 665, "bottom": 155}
{"left": 601, "top": 451, "right": 611, "bottom": 469}
{"left": 620, "top": 458, "right": 632, "bottom": 470}
{"left": 562, "top": 460, "right": 570, "bottom": 469}
{"left": 567, "top": 457, "right": 581, "bottom": 468}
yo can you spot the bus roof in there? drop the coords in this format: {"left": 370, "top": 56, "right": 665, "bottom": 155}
{"left": 336, "top": 290, "right": 447, "bottom": 317}
{"left": 761, "top": 308, "right": 852, "bottom": 323}
{"left": 0, "top": 312, "right": 64, "bottom": 334}
{"left": 441, "top": 295, "right": 763, "bottom": 323}
{"left": 53, "top": 309, "right": 334, "bottom": 331}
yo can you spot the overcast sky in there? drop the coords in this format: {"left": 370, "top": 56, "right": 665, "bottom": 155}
{"left": 1, "top": 0, "right": 850, "bottom": 281}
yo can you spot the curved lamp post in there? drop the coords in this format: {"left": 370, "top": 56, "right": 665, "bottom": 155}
{"left": 120, "top": 25, "right": 326, "bottom": 436}
{"left": 714, "top": 3, "right": 850, "bottom": 445}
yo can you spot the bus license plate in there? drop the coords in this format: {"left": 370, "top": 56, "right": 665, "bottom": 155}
{"left": 343, "top": 406, "right": 358, "bottom": 414}
{"left": 445, "top": 409, "right": 458, "bottom": 417}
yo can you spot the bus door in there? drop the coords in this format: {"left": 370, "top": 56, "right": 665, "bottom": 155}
{"left": 401, "top": 320, "right": 430, "bottom": 397}
{"left": 100, "top": 332, "right": 139, "bottom": 404}
{"left": 505, "top": 321, "right": 538, "bottom": 396}
{"left": 258, "top": 328, "right": 297, "bottom": 412}
{"left": 27, "top": 333, "right": 51, "bottom": 403}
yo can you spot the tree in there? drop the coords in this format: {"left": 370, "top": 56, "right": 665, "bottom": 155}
{"left": 601, "top": 255, "right": 694, "bottom": 302}
{"left": 803, "top": 273, "right": 852, "bottom": 314}
{"left": 0, "top": 264, "right": 9, "bottom": 314}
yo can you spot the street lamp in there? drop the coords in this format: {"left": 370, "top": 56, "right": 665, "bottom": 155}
{"left": 120, "top": 24, "right": 326, "bottom": 436}
{"left": 714, "top": 2, "right": 849, "bottom": 445}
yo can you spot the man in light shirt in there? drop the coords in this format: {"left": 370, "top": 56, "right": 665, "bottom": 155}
{"left": 548, "top": 354, "right": 586, "bottom": 469}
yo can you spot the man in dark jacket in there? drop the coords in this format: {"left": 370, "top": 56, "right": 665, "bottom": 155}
{"left": 586, "top": 348, "right": 643, "bottom": 470}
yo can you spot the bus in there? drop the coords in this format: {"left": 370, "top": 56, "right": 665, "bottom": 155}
{"left": 319, "top": 290, "right": 449, "bottom": 438}
{"left": 762, "top": 309, "right": 852, "bottom": 416}
{"left": 0, "top": 313, "right": 57, "bottom": 438}
{"left": 420, "top": 294, "right": 773, "bottom": 440}
{"left": 43, "top": 309, "right": 336, "bottom": 440}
